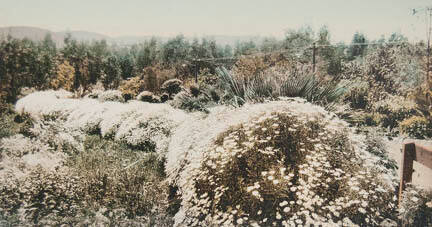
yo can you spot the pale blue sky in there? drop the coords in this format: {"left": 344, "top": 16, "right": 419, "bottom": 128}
{"left": 0, "top": 0, "right": 431, "bottom": 43}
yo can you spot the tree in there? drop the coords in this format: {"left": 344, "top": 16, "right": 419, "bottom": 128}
{"left": 348, "top": 32, "right": 368, "bottom": 60}
{"left": 51, "top": 60, "right": 75, "bottom": 91}
{"left": 102, "top": 55, "right": 122, "bottom": 89}
{"left": 161, "top": 35, "right": 190, "bottom": 64}
{"left": 260, "top": 37, "right": 281, "bottom": 53}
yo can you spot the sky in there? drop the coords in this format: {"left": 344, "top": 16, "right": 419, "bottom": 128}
{"left": 1, "top": 0, "right": 432, "bottom": 43}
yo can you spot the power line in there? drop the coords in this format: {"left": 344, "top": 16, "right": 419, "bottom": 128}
{"left": 191, "top": 41, "right": 410, "bottom": 63}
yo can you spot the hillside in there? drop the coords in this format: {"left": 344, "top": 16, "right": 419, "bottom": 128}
{"left": 0, "top": 26, "right": 265, "bottom": 46}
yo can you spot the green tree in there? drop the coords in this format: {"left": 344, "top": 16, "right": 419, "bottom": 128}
{"left": 161, "top": 35, "right": 190, "bottom": 64}
{"left": 102, "top": 55, "right": 122, "bottom": 89}
{"left": 348, "top": 32, "right": 368, "bottom": 60}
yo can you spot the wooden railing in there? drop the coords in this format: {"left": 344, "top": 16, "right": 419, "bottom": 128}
{"left": 398, "top": 142, "right": 432, "bottom": 205}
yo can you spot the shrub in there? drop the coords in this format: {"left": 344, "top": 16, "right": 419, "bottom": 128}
{"left": 363, "top": 129, "right": 398, "bottom": 171}
{"left": 0, "top": 136, "right": 173, "bottom": 226}
{"left": 0, "top": 166, "right": 85, "bottom": 225}
{"left": 0, "top": 104, "right": 33, "bottom": 139}
{"left": 170, "top": 91, "right": 210, "bottom": 113}
{"left": 161, "top": 79, "right": 183, "bottom": 97}
{"left": 50, "top": 60, "right": 75, "bottom": 91}
{"left": 16, "top": 92, "right": 188, "bottom": 155}
{"left": 137, "top": 91, "right": 160, "bottom": 103}
{"left": 167, "top": 100, "right": 398, "bottom": 226}
{"left": 343, "top": 80, "right": 369, "bottom": 109}
{"left": 216, "top": 66, "right": 347, "bottom": 109}
{"left": 97, "top": 90, "right": 125, "bottom": 103}
{"left": 399, "top": 185, "right": 432, "bottom": 226}
{"left": 66, "top": 136, "right": 171, "bottom": 222}
{"left": 161, "top": 93, "right": 169, "bottom": 103}
{"left": 399, "top": 116, "right": 432, "bottom": 139}
{"left": 141, "top": 64, "right": 177, "bottom": 93}
{"left": 372, "top": 95, "right": 418, "bottom": 131}
{"left": 189, "top": 84, "right": 200, "bottom": 97}
{"left": 119, "top": 76, "right": 146, "bottom": 99}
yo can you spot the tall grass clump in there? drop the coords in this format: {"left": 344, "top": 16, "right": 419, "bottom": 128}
{"left": 216, "top": 66, "right": 346, "bottom": 109}
{"left": 167, "top": 99, "right": 398, "bottom": 226}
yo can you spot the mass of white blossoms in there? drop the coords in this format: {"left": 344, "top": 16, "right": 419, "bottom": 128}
{"left": 15, "top": 90, "right": 189, "bottom": 154}
{"left": 167, "top": 98, "right": 398, "bottom": 226}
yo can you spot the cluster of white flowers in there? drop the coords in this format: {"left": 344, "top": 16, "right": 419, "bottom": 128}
{"left": 0, "top": 134, "right": 51, "bottom": 157}
{"left": 15, "top": 90, "right": 189, "bottom": 154}
{"left": 167, "top": 98, "right": 398, "bottom": 226}
{"left": 96, "top": 90, "right": 125, "bottom": 103}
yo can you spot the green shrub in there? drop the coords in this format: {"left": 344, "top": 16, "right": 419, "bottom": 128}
{"left": 372, "top": 95, "right": 418, "bottom": 131}
{"left": 169, "top": 105, "right": 398, "bottom": 226}
{"left": 399, "top": 185, "right": 432, "bottom": 226}
{"left": 343, "top": 82, "right": 369, "bottom": 109}
{"left": 399, "top": 116, "right": 432, "bottom": 139}
{"left": 364, "top": 129, "right": 398, "bottom": 171}
{"left": 0, "top": 135, "right": 172, "bottom": 226}
{"left": 216, "top": 66, "right": 346, "bottom": 109}
{"left": 171, "top": 91, "right": 210, "bottom": 113}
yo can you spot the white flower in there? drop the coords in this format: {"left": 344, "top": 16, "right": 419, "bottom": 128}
{"left": 279, "top": 201, "right": 288, "bottom": 207}
{"left": 276, "top": 212, "right": 282, "bottom": 219}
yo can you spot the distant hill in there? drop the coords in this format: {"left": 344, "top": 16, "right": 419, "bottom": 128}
{"left": 0, "top": 26, "right": 269, "bottom": 47}
{"left": 0, "top": 26, "right": 113, "bottom": 46}
{"left": 0, "top": 26, "right": 64, "bottom": 45}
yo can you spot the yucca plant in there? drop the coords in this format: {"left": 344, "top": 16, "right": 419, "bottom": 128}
{"left": 216, "top": 66, "right": 347, "bottom": 109}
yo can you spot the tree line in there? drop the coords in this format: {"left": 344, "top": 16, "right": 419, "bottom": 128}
{"left": 0, "top": 25, "right": 417, "bottom": 104}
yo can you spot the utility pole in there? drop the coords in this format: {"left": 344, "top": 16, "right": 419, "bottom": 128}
{"left": 413, "top": 6, "right": 432, "bottom": 89}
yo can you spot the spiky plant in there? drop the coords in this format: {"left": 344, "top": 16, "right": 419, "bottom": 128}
{"left": 215, "top": 66, "right": 347, "bottom": 109}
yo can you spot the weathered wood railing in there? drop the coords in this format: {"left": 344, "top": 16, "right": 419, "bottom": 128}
{"left": 398, "top": 142, "right": 432, "bottom": 206}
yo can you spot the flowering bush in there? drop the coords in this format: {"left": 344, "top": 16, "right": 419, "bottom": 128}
{"left": 372, "top": 95, "right": 418, "bottom": 131}
{"left": 399, "top": 116, "right": 432, "bottom": 139}
{"left": 0, "top": 134, "right": 51, "bottom": 158}
{"left": 16, "top": 91, "right": 188, "bottom": 154}
{"left": 399, "top": 185, "right": 432, "bottom": 226}
{"left": 167, "top": 99, "right": 398, "bottom": 226}
{"left": 97, "top": 90, "right": 125, "bottom": 103}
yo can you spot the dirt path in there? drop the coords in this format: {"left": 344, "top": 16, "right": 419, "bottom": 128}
{"left": 385, "top": 137, "right": 432, "bottom": 189}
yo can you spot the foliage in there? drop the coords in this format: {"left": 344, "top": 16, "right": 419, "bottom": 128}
{"left": 216, "top": 66, "right": 346, "bottom": 109}
{"left": 399, "top": 116, "right": 432, "bottom": 139}
{"left": 167, "top": 100, "right": 398, "bottom": 226}
{"left": 50, "top": 60, "right": 75, "bottom": 91}
{"left": 161, "top": 78, "right": 183, "bottom": 97}
{"left": 0, "top": 104, "right": 33, "bottom": 140}
{"left": 363, "top": 129, "right": 398, "bottom": 171}
{"left": 372, "top": 95, "right": 418, "bottom": 131}
{"left": 97, "top": 90, "right": 125, "bottom": 103}
{"left": 142, "top": 65, "right": 177, "bottom": 93}
{"left": 399, "top": 185, "right": 432, "bottom": 226}
{"left": 16, "top": 91, "right": 188, "bottom": 154}
{"left": 0, "top": 135, "right": 173, "bottom": 226}
{"left": 137, "top": 91, "right": 160, "bottom": 103}
{"left": 170, "top": 91, "right": 210, "bottom": 113}
{"left": 119, "top": 76, "right": 146, "bottom": 98}
{"left": 348, "top": 32, "right": 368, "bottom": 60}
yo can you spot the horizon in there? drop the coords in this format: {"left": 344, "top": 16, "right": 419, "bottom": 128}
{"left": 1, "top": 0, "right": 432, "bottom": 43}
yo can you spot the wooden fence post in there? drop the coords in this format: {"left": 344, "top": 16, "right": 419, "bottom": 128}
{"left": 399, "top": 143, "right": 416, "bottom": 205}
